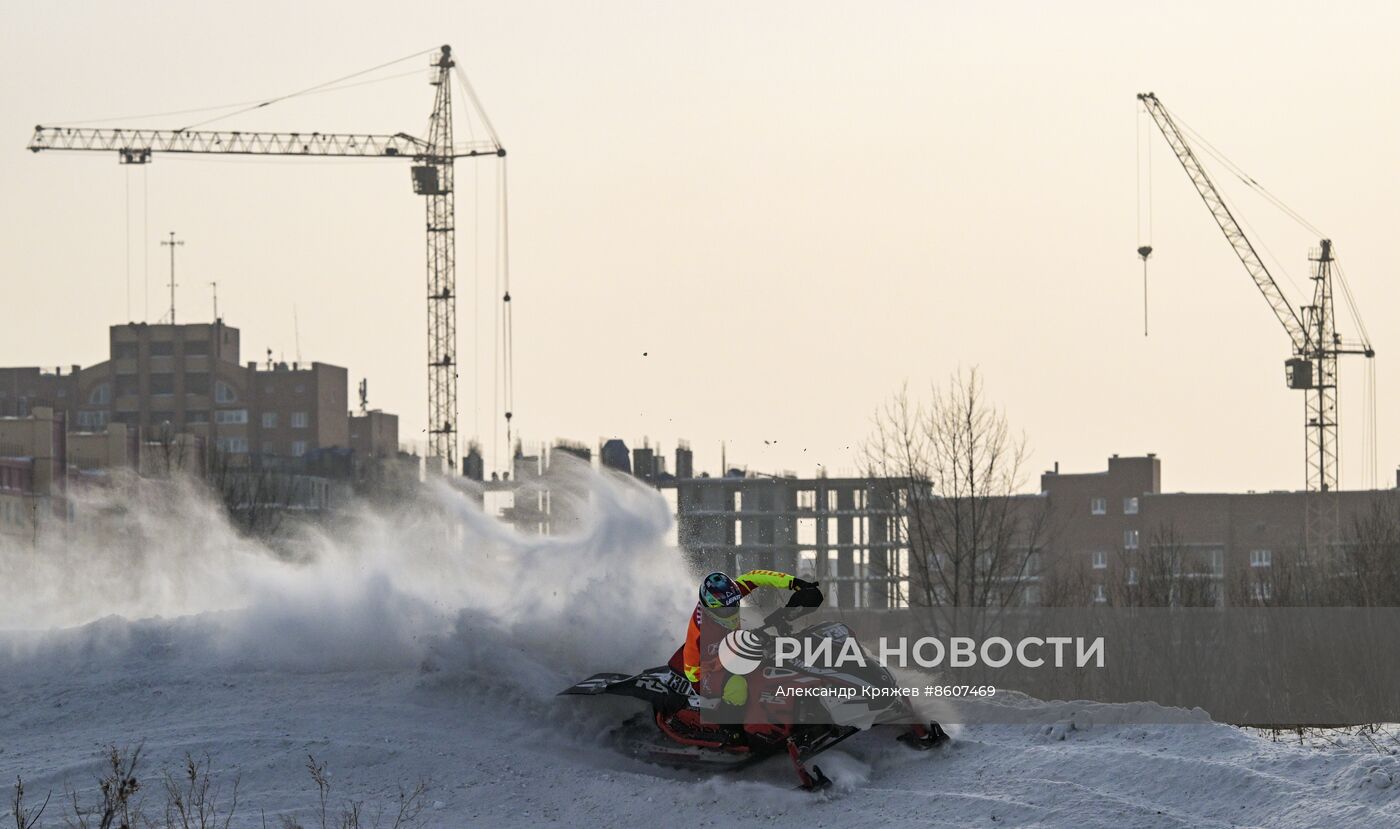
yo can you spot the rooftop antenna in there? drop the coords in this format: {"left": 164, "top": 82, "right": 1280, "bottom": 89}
{"left": 358, "top": 378, "right": 369, "bottom": 415}
{"left": 210, "top": 280, "right": 219, "bottom": 321}
{"left": 160, "top": 231, "right": 183, "bottom": 324}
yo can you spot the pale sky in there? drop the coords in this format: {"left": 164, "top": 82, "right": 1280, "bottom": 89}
{"left": 2, "top": 1, "right": 1397, "bottom": 493}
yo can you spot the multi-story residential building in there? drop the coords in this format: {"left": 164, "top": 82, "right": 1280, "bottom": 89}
{"left": 1, "top": 320, "right": 392, "bottom": 469}
{"left": 1038, "top": 455, "right": 1400, "bottom": 605}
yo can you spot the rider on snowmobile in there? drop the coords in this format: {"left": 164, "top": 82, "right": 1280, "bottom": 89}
{"left": 668, "top": 570, "right": 818, "bottom": 709}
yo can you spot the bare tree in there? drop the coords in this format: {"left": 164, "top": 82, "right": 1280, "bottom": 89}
{"left": 207, "top": 449, "right": 300, "bottom": 538}
{"left": 1112, "top": 523, "right": 1221, "bottom": 607}
{"left": 64, "top": 743, "right": 143, "bottom": 829}
{"left": 863, "top": 369, "right": 1050, "bottom": 615}
{"left": 1222, "top": 499, "right": 1400, "bottom": 608}
{"left": 145, "top": 422, "right": 192, "bottom": 479}
{"left": 11, "top": 777, "right": 50, "bottom": 829}
{"left": 1338, "top": 499, "right": 1400, "bottom": 606}
{"left": 161, "top": 755, "right": 239, "bottom": 829}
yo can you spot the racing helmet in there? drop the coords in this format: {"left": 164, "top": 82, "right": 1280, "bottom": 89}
{"left": 699, "top": 572, "right": 742, "bottom": 615}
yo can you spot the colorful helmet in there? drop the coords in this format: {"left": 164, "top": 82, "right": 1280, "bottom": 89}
{"left": 700, "top": 572, "right": 742, "bottom": 610}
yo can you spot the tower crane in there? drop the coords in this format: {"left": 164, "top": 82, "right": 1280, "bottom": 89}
{"left": 27, "top": 45, "right": 505, "bottom": 473}
{"left": 1137, "top": 92, "right": 1375, "bottom": 548}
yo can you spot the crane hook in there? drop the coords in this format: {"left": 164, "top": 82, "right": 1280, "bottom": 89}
{"left": 1137, "top": 246, "right": 1153, "bottom": 336}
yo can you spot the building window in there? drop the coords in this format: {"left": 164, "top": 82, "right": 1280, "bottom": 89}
{"left": 1093, "top": 584, "right": 1107, "bottom": 604}
{"left": 187, "top": 410, "right": 209, "bottom": 423}
{"left": 184, "top": 340, "right": 209, "bottom": 356}
{"left": 77, "top": 410, "right": 109, "bottom": 430}
{"left": 149, "top": 341, "right": 175, "bottom": 357}
{"left": 1124, "top": 529, "right": 1139, "bottom": 550}
{"left": 291, "top": 412, "right": 309, "bottom": 429}
{"left": 1090, "top": 497, "right": 1106, "bottom": 515}
{"left": 114, "top": 343, "right": 139, "bottom": 360}
{"left": 88, "top": 383, "right": 112, "bottom": 405}
{"left": 185, "top": 373, "right": 210, "bottom": 395}
{"left": 117, "top": 376, "right": 139, "bottom": 398}
{"left": 217, "top": 436, "right": 249, "bottom": 454}
{"left": 215, "top": 381, "right": 237, "bottom": 403}
{"left": 1250, "top": 581, "right": 1273, "bottom": 602}
{"left": 295, "top": 383, "right": 306, "bottom": 394}
{"left": 291, "top": 440, "right": 307, "bottom": 457}
{"left": 149, "top": 373, "right": 175, "bottom": 396}
{"left": 1091, "top": 550, "right": 1108, "bottom": 569}
{"left": 1127, "top": 567, "right": 1139, "bottom": 586}
{"left": 262, "top": 412, "right": 278, "bottom": 429}
{"left": 215, "top": 409, "right": 248, "bottom": 425}
{"left": 1123, "top": 497, "right": 1139, "bottom": 515}
{"left": 1250, "top": 549, "right": 1273, "bottom": 568}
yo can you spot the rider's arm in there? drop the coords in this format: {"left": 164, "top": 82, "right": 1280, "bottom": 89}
{"left": 735, "top": 570, "right": 795, "bottom": 592}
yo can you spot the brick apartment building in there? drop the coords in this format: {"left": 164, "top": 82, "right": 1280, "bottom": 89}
{"left": 0, "top": 320, "right": 395, "bottom": 466}
{"left": 1038, "top": 454, "right": 1400, "bottom": 605}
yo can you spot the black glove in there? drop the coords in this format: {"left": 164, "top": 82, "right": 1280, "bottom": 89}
{"left": 791, "top": 577, "right": 819, "bottom": 591}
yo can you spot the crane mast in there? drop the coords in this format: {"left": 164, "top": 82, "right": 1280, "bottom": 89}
{"left": 28, "top": 45, "right": 504, "bottom": 473}
{"left": 1137, "top": 92, "right": 1374, "bottom": 550}
{"left": 421, "top": 47, "right": 459, "bottom": 470}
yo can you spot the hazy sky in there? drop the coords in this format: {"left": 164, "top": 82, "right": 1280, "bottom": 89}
{"left": 3, "top": 1, "right": 1397, "bottom": 493}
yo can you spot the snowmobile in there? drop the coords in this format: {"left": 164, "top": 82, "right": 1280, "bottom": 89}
{"left": 559, "top": 587, "right": 949, "bottom": 790}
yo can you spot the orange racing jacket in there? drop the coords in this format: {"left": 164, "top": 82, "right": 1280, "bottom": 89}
{"left": 667, "top": 570, "right": 795, "bottom": 691}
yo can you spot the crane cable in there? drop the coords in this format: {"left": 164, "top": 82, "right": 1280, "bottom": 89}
{"left": 1136, "top": 105, "right": 1153, "bottom": 336}
{"left": 499, "top": 157, "right": 514, "bottom": 469}
{"left": 453, "top": 65, "right": 504, "bottom": 152}
{"left": 1335, "top": 255, "right": 1378, "bottom": 490}
{"left": 124, "top": 166, "right": 131, "bottom": 321}
{"left": 1165, "top": 104, "right": 1327, "bottom": 240}
{"left": 143, "top": 167, "right": 150, "bottom": 321}
{"left": 178, "top": 48, "right": 436, "bottom": 132}
{"left": 492, "top": 158, "right": 500, "bottom": 473}
{"left": 50, "top": 67, "right": 429, "bottom": 128}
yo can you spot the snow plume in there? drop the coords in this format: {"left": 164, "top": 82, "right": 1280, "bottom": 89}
{"left": 0, "top": 461, "right": 693, "bottom": 685}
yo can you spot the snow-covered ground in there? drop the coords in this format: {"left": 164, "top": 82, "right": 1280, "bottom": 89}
{"left": 3, "top": 468, "right": 1399, "bottom": 828}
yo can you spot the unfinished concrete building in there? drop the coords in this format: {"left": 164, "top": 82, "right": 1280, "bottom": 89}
{"left": 664, "top": 475, "right": 906, "bottom": 609}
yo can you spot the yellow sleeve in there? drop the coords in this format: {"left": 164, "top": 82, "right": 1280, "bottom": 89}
{"left": 736, "top": 570, "right": 794, "bottom": 591}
